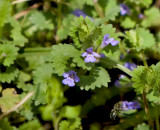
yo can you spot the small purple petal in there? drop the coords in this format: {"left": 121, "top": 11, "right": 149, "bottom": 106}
{"left": 86, "top": 47, "right": 93, "bottom": 53}
{"left": 84, "top": 55, "right": 97, "bottom": 63}
{"left": 62, "top": 78, "right": 75, "bottom": 87}
{"left": 72, "top": 9, "right": 87, "bottom": 18}
{"left": 92, "top": 52, "right": 101, "bottom": 58}
{"left": 114, "top": 80, "right": 121, "bottom": 87}
{"left": 101, "top": 34, "right": 119, "bottom": 48}
{"left": 124, "top": 62, "right": 137, "bottom": 71}
{"left": 103, "top": 34, "right": 110, "bottom": 41}
{"left": 104, "top": 38, "right": 114, "bottom": 45}
{"left": 63, "top": 72, "right": 69, "bottom": 78}
{"left": 111, "top": 40, "right": 119, "bottom": 46}
{"left": 100, "top": 53, "right": 106, "bottom": 58}
{"left": 74, "top": 75, "right": 80, "bottom": 82}
{"left": 81, "top": 52, "right": 88, "bottom": 57}
{"left": 120, "top": 4, "right": 130, "bottom": 16}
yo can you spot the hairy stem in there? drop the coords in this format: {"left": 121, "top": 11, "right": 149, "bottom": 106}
{"left": 92, "top": 0, "right": 104, "bottom": 18}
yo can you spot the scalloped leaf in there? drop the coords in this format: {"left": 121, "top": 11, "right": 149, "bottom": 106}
{"left": 0, "top": 66, "right": 19, "bottom": 83}
{"left": 121, "top": 17, "right": 136, "bottom": 29}
{"left": 134, "top": 123, "right": 150, "bottom": 130}
{"left": 0, "top": 88, "right": 20, "bottom": 112}
{"left": 125, "top": 0, "right": 152, "bottom": 8}
{"left": 141, "top": 7, "right": 160, "bottom": 28}
{"left": 69, "top": 16, "right": 95, "bottom": 48}
{"left": 105, "top": 0, "right": 120, "bottom": 21}
{"left": 77, "top": 67, "right": 110, "bottom": 90}
{"left": 125, "top": 28, "right": 155, "bottom": 51}
{"left": 29, "top": 11, "right": 54, "bottom": 30}
{"left": 131, "top": 62, "right": 160, "bottom": 94}
{"left": 32, "top": 64, "right": 53, "bottom": 106}
{"left": 0, "top": 0, "right": 11, "bottom": 27}
{"left": 8, "top": 18, "right": 28, "bottom": 47}
{"left": 59, "top": 118, "right": 81, "bottom": 130}
{"left": 0, "top": 42, "right": 18, "bottom": 67}
{"left": 51, "top": 44, "right": 91, "bottom": 76}
{"left": 19, "top": 119, "right": 43, "bottom": 130}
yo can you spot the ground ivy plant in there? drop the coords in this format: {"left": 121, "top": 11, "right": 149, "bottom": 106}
{"left": 0, "top": 0, "right": 160, "bottom": 130}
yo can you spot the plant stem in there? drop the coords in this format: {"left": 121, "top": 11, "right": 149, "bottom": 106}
{"left": 57, "top": 0, "right": 62, "bottom": 30}
{"left": 92, "top": 0, "right": 104, "bottom": 18}
{"left": 117, "top": 64, "right": 132, "bottom": 77}
{"left": 24, "top": 47, "right": 52, "bottom": 52}
{"left": 141, "top": 52, "right": 154, "bottom": 128}
{"left": 141, "top": 51, "right": 148, "bottom": 68}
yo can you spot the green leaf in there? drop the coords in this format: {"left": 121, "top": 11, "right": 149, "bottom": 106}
{"left": 125, "top": 28, "right": 155, "bottom": 51}
{"left": 0, "top": 0, "right": 11, "bottom": 27}
{"left": 121, "top": 17, "right": 136, "bottom": 29}
{"left": 39, "top": 77, "right": 66, "bottom": 121}
{"left": 0, "top": 66, "right": 19, "bottom": 83}
{"left": 29, "top": 11, "right": 54, "bottom": 30}
{"left": 60, "top": 105, "right": 81, "bottom": 119}
{"left": 51, "top": 44, "right": 91, "bottom": 76}
{"left": 32, "top": 63, "right": 53, "bottom": 105}
{"left": 131, "top": 66, "right": 148, "bottom": 94}
{"left": 125, "top": 0, "right": 152, "bottom": 8}
{"left": 146, "top": 91, "right": 160, "bottom": 104}
{"left": 57, "top": 15, "right": 74, "bottom": 40}
{"left": 59, "top": 118, "right": 81, "bottom": 130}
{"left": 0, "top": 88, "right": 20, "bottom": 112}
{"left": 131, "top": 62, "right": 160, "bottom": 94}
{"left": 69, "top": 16, "right": 95, "bottom": 48}
{"left": 105, "top": 0, "right": 120, "bottom": 21}
{"left": 0, "top": 42, "right": 18, "bottom": 67}
{"left": 141, "top": 7, "right": 160, "bottom": 28}
{"left": 19, "top": 119, "right": 43, "bottom": 130}
{"left": 134, "top": 123, "right": 150, "bottom": 130}
{"left": 8, "top": 18, "right": 28, "bottom": 47}
{"left": 0, "top": 118, "right": 17, "bottom": 130}
{"left": 77, "top": 67, "right": 110, "bottom": 90}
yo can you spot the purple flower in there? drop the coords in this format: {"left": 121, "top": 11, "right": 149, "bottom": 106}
{"left": 81, "top": 47, "right": 101, "bottom": 63}
{"left": 114, "top": 74, "right": 125, "bottom": 87}
{"left": 100, "top": 53, "right": 106, "bottom": 58}
{"left": 138, "top": 14, "right": 144, "bottom": 19}
{"left": 121, "top": 101, "right": 140, "bottom": 111}
{"left": 73, "top": 9, "right": 88, "bottom": 18}
{"left": 124, "top": 62, "right": 137, "bottom": 71}
{"left": 62, "top": 70, "right": 80, "bottom": 87}
{"left": 120, "top": 4, "right": 130, "bottom": 16}
{"left": 101, "top": 34, "right": 119, "bottom": 48}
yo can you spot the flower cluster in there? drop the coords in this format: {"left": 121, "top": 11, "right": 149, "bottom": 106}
{"left": 62, "top": 70, "right": 80, "bottom": 87}
{"left": 101, "top": 34, "right": 119, "bottom": 48}
{"left": 120, "top": 101, "right": 140, "bottom": 111}
{"left": 120, "top": 4, "right": 130, "bottom": 16}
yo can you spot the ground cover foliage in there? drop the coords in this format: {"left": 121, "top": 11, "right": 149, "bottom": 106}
{"left": 0, "top": 0, "right": 160, "bottom": 129}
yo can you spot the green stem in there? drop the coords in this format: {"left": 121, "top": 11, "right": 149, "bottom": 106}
{"left": 24, "top": 47, "right": 52, "bottom": 52}
{"left": 141, "top": 51, "right": 148, "bottom": 68}
{"left": 96, "top": 46, "right": 102, "bottom": 53}
{"left": 57, "top": 0, "right": 62, "bottom": 30}
{"left": 92, "top": 0, "right": 104, "bottom": 18}
{"left": 117, "top": 64, "right": 132, "bottom": 77}
{"left": 141, "top": 51, "right": 154, "bottom": 128}
{"left": 119, "top": 42, "right": 126, "bottom": 55}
